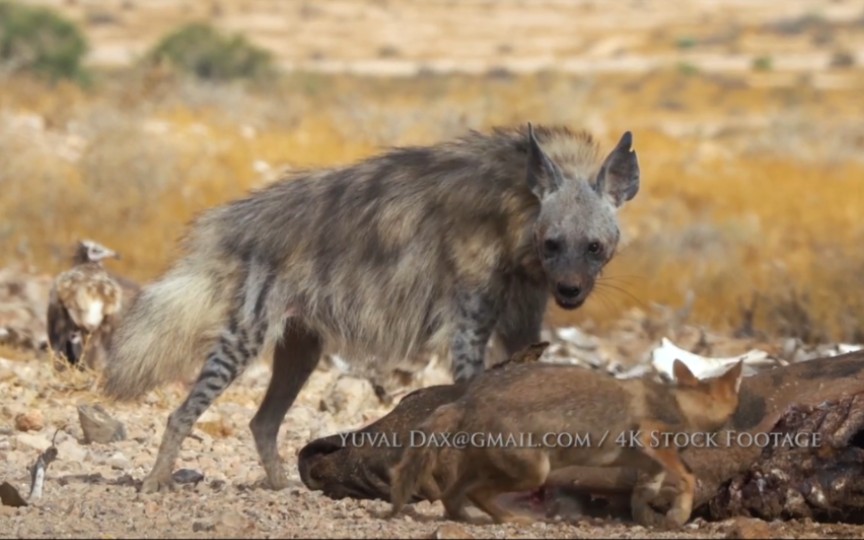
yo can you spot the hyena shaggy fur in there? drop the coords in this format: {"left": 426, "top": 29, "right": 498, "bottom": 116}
{"left": 102, "top": 123, "right": 641, "bottom": 494}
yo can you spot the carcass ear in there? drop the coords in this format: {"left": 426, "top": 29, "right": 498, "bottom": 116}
{"left": 673, "top": 359, "right": 699, "bottom": 387}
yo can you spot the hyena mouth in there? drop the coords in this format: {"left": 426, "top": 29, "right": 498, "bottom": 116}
{"left": 553, "top": 282, "right": 588, "bottom": 310}
{"left": 554, "top": 296, "right": 586, "bottom": 310}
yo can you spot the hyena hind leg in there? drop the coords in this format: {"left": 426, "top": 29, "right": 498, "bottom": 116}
{"left": 249, "top": 323, "right": 323, "bottom": 490}
{"left": 140, "top": 316, "right": 268, "bottom": 494}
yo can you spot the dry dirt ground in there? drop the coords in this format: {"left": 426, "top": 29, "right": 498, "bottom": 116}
{"left": 1, "top": 267, "right": 864, "bottom": 539}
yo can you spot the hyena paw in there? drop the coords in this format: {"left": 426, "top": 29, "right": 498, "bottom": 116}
{"left": 140, "top": 472, "right": 176, "bottom": 494}
{"left": 266, "top": 472, "right": 290, "bottom": 491}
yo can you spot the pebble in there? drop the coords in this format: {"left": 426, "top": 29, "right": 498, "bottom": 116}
{"left": 192, "top": 520, "right": 216, "bottom": 532}
{"left": 57, "top": 439, "right": 89, "bottom": 463}
{"left": 78, "top": 404, "right": 126, "bottom": 444}
{"left": 107, "top": 452, "right": 131, "bottom": 470}
{"left": 430, "top": 524, "right": 474, "bottom": 539}
{"left": 173, "top": 469, "right": 205, "bottom": 485}
{"left": 286, "top": 405, "right": 314, "bottom": 427}
{"left": 15, "top": 432, "right": 51, "bottom": 451}
{"left": 320, "top": 376, "right": 377, "bottom": 418}
{"left": 14, "top": 410, "right": 43, "bottom": 432}
{"left": 220, "top": 510, "right": 247, "bottom": 529}
{"left": 725, "top": 517, "right": 773, "bottom": 539}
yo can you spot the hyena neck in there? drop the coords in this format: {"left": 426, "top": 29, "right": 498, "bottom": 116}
{"left": 502, "top": 194, "right": 545, "bottom": 282}
{"left": 514, "top": 248, "right": 547, "bottom": 285}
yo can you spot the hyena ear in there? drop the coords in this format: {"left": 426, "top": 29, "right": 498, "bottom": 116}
{"left": 595, "top": 131, "right": 639, "bottom": 207}
{"left": 672, "top": 359, "right": 700, "bottom": 387}
{"left": 525, "top": 123, "right": 564, "bottom": 199}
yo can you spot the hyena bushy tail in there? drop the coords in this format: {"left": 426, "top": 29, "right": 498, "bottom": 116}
{"left": 101, "top": 261, "right": 230, "bottom": 401}
{"left": 389, "top": 403, "right": 463, "bottom": 516}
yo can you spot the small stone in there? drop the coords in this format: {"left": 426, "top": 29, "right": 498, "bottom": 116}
{"left": 192, "top": 521, "right": 215, "bottom": 532}
{"left": 15, "top": 432, "right": 51, "bottom": 452}
{"left": 0, "top": 481, "right": 28, "bottom": 507}
{"left": 78, "top": 404, "right": 126, "bottom": 444}
{"left": 726, "top": 517, "right": 773, "bottom": 539}
{"left": 430, "top": 524, "right": 473, "bottom": 539}
{"left": 197, "top": 419, "right": 233, "bottom": 439}
{"left": 687, "top": 516, "right": 710, "bottom": 529}
{"left": 107, "top": 452, "right": 131, "bottom": 470}
{"left": 144, "top": 501, "right": 159, "bottom": 515}
{"left": 14, "top": 410, "right": 43, "bottom": 432}
{"left": 286, "top": 405, "right": 313, "bottom": 426}
{"left": 320, "top": 376, "right": 377, "bottom": 418}
{"left": 220, "top": 510, "right": 247, "bottom": 529}
{"left": 173, "top": 469, "right": 204, "bottom": 485}
{"left": 57, "top": 439, "right": 88, "bottom": 463}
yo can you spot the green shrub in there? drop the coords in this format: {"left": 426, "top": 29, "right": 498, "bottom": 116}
{"left": 146, "top": 22, "right": 276, "bottom": 82}
{"left": 752, "top": 55, "right": 773, "bottom": 72}
{"left": 675, "top": 36, "right": 698, "bottom": 50}
{"left": 0, "top": 1, "right": 89, "bottom": 83}
{"left": 677, "top": 61, "right": 699, "bottom": 76}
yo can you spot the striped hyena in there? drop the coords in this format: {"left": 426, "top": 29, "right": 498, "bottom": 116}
{"left": 102, "top": 124, "right": 641, "bottom": 494}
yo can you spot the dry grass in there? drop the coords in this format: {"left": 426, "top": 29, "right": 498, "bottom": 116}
{"left": 0, "top": 64, "right": 862, "bottom": 343}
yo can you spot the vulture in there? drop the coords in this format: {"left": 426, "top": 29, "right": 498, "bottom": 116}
{"left": 46, "top": 240, "right": 139, "bottom": 369}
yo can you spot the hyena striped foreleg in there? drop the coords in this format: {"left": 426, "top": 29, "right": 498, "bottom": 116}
{"left": 249, "top": 323, "right": 322, "bottom": 490}
{"left": 450, "top": 283, "right": 506, "bottom": 383}
{"left": 140, "top": 267, "right": 276, "bottom": 494}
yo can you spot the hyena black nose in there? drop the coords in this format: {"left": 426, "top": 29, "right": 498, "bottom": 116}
{"left": 556, "top": 283, "right": 582, "bottom": 299}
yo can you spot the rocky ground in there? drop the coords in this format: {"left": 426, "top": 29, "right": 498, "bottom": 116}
{"left": 1, "top": 266, "right": 864, "bottom": 539}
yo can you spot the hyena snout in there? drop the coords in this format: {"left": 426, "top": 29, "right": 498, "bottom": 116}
{"left": 552, "top": 275, "right": 594, "bottom": 310}
{"left": 556, "top": 282, "right": 582, "bottom": 299}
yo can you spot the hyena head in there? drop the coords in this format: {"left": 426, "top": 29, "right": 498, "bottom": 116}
{"left": 526, "top": 124, "right": 640, "bottom": 310}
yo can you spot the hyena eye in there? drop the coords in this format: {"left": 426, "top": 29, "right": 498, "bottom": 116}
{"left": 587, "top": 241, "right": 603, "bottom": 255}
{"left": 543, "top": 238, "right": 562, "bottom": 256}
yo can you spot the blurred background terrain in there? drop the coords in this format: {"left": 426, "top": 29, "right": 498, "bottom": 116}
{"left": 2, "top": 0, "right": 864, "bottom": 346}
{"left": 1, "top": 0, "right": 863, "bottom": 343}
